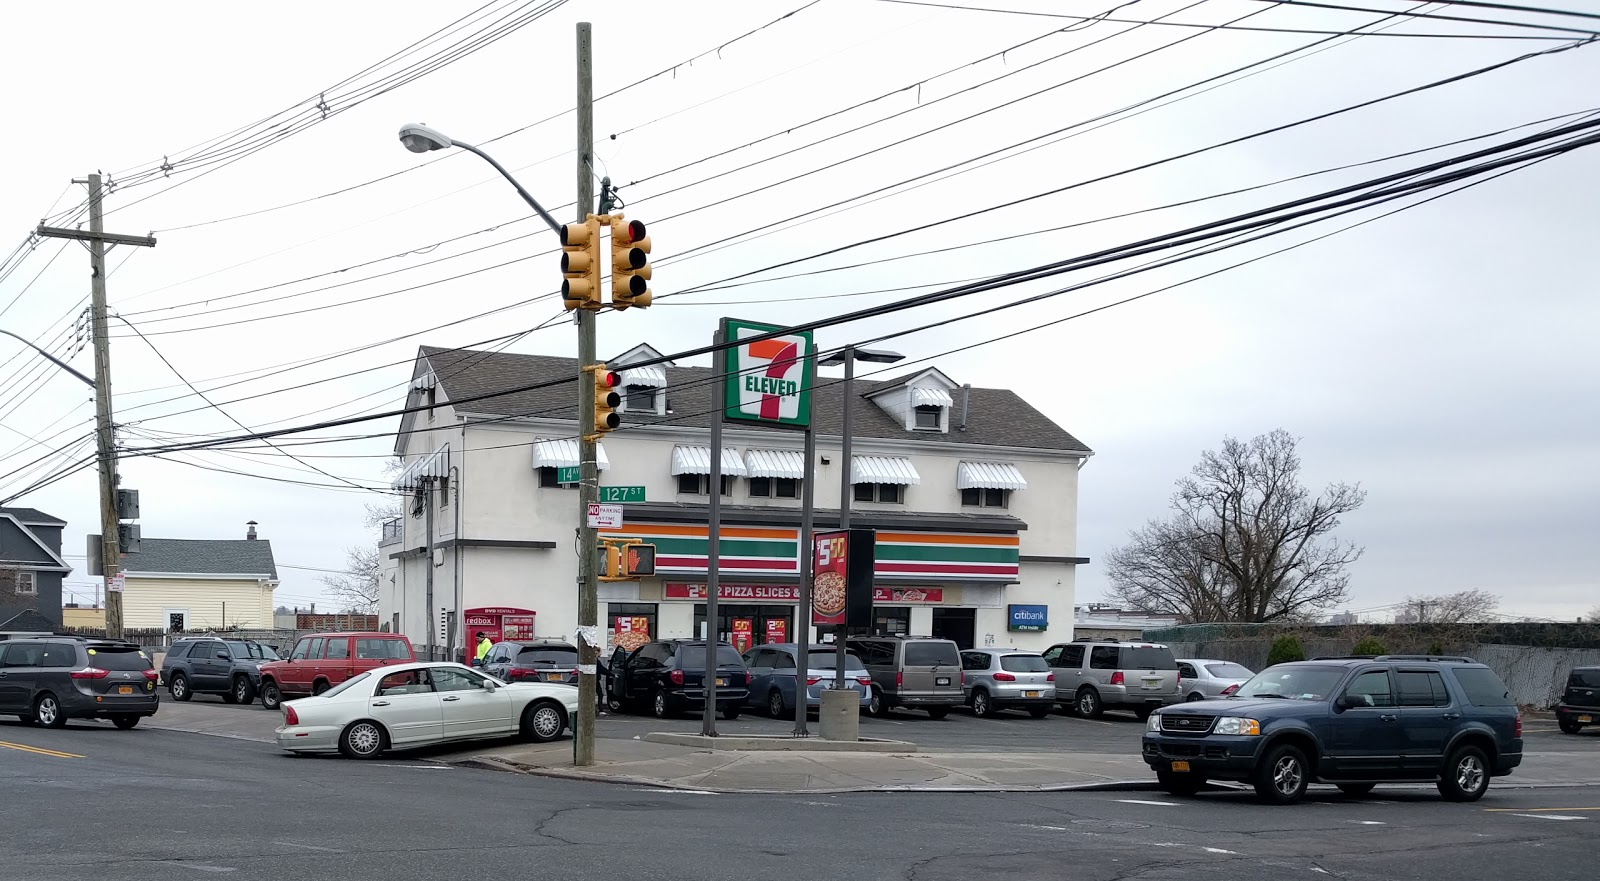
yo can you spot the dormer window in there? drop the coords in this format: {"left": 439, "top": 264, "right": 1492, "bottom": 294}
{"left": 914, "top": 405, "right": 942, "bottom": 430}
{"left": 615, "top": 364, "right": 667, "bottom": 415}
{"left": 625, "top": 385, "right": 657, "bottom": 411}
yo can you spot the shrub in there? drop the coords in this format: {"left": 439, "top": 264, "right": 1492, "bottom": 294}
{"left": 1351, "top": 636, "right": 1388, "bottom": 656}
{"left": 1427, "top": 640, "right": 1446, "bottom": 656}
{"left": 1266, "top": 635, "right": 1306, "bottom": 666}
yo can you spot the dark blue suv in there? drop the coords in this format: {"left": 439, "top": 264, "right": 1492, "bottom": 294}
{"left": 1142, "top": 655, "right": 1522, "bottom": 804}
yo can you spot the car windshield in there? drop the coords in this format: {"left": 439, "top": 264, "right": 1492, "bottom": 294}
{"left": 90, "top": 647, "right": 151, "bottom": 671}
{"left": 224, "top": 641, "right": 280, "bottom": 661}
{"left": 1000, "top": 655, "right": 1050, "bottom": 673}
{"left": 807, "top": 650, "right": 864, "bottom": 671}
{"left": 1122, "top": 646, "right": 1176, "bottom": 669}
{"left": 904, "top": 642, "right": 960, "bottom": 667}
{"left": 680, "top": 646, "right": 746, "bottom": 669}
{"left": 514, "top": 647, "right": 578, "bottom": 667}
{"left": 1205, "top": 662, "right": 1254, "bottom": 679}
{"left": 321, "top": 672, "right": 372, "bottom": 698}
{"left": 1235, "top": 666, "right": 1345, "bottom": 701}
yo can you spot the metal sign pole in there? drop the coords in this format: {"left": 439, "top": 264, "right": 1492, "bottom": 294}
{"left": 702, "top": 324, "right": 725, "bottom": 736}
{"left": 793, "top": 345, "right": 817, "bottom": 737}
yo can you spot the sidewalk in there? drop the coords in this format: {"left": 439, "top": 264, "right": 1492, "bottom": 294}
{"left": 453, "top": 735, "right": 1600, "bottom": 795}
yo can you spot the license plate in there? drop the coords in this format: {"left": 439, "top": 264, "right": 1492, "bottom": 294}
{"left": 546, "top": 673, "right": 563, "bottom": 681}
{"left": 1580, "top": 715, "right": 1593, "bottom": 723}
{"left": 118, "top": 686, "right": 133, "bottom": 695}
{"left": 936, "top": 677, "right": 952, "bottom": 686}
{"left": 1142, "top": 677, "right": 1161, "bottom": 689}
{"left": 1171, "top": 761, "right": 1191, "bottom": 772}
{"left": 1024, "top": 690, "right": 1040, "bottom": 698}
{"left": 716, "top": 678, "right": 727, "bottom": 687}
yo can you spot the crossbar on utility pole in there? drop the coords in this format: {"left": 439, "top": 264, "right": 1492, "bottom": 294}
{"left": 36, "top": 175, "right": 155, "bottom": 641}
{"left": 574, "top": 21, "right": 600, "bottom": 768}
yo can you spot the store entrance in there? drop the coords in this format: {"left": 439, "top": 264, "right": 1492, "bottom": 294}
{"left": 931, "top": 607, "right": 976, "bottom": 650}
{"left": 693, "top": 604, "right": 794, "bottom": 653}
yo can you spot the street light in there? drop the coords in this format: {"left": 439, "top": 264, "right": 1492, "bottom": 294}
{"left": 0, "top": 328, "right": 95, "bottom": 389}
{"left": 819, "top": 345, "right": 903, "bottom": 691}
{"left": 396, "top": 122, "right": 564, "bottom": 237}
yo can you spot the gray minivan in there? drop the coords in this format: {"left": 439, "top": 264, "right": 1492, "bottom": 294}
{"left": 0, "top": 637, "right": 159, "bottom": 728}
{"left": 1043, "top": 638, "right": 1180, "bottom": 719}
{"left": 847, "top": 636, "right": 964, "bottom": 719}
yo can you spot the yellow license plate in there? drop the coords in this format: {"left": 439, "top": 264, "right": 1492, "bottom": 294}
{"left": 546, "top": 673, "right": 563, "bottom": 681}
{"left": 716, "top": 678, "right": 727, "bottom": 687}
{"left": 118, "top": 686, "right": 133, "bottom": 695}
{"left": 1580, "top": 715, "right": 1593, "bottom": 723}
{"left": 1171, "top": 761, "right": 1191, "bottom": 772}
{"left": 1024, "top": 690, "right": 1040, "bottom": 698}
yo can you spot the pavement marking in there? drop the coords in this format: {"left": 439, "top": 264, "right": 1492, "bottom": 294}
{"left": 1506, "top": 813, "right": 1588, "bottom": 821}
{"left": 633, "top": 788, "right": 717, "bottom": 795}
{"left": 371, "top": 763, "right": 451, "bottom": 770}
{"left": 0, "top": 740, "right": 84, "bottom": 759}
{"left": 274, "top": 842, "right": 342, "bottom": 852}
{"left": 1020, "top": 824, "right": 1070, "bottom": 831}
{"left": 1117, "top": 799, "right": 1179, "bottom": 807}
{"left": 1483, "top": 806, "right": 1600, "bottom": 812}
{"left": 1351, "top": 820, "right": 1386, "bottom": 825}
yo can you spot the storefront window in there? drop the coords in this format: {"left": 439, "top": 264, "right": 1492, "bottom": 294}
{"left": 693, "top": 604, "right": 794, "bottom": 649}
{"left": 871, "top": 606, "right": 911, "bottom": 636}
{"left": 608, "top": 603, "right": 658, "bottom": 654}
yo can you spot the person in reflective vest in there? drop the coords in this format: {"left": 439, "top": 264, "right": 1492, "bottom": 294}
{"left": 474, "top": 631, "right": 492, "bottom": 667}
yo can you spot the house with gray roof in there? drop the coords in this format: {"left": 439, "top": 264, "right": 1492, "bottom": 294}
{"left": 0, "top": 506, "right": 70, "bottom": 630}
{"left": 385, "top": 342, "right": 1091, "bottom": 655}
{"left": 120, "top": 522, "right": 280, "bottom": 632}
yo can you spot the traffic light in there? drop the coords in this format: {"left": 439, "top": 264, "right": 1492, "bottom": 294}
{"left": 609, "top": 216, "right": 652, "bottom": 310}
{"left": 598, "top": 540, "right": 657, "bottom": 581}
{"left": 560, "top": 216, "right": 602, "bottom": 311}
{"left": 587, "top": 363, "right": 620, "bottom": 438}
{"left": 624, "top": 542, "right": 656, "bottom": 577}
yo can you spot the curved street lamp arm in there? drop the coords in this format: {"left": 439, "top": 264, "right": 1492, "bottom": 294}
{"left": 0, "top": 328, "right": 96, "bottom": 389}
{"left": 451, "top": 140, "right": 565, "bottom": 236}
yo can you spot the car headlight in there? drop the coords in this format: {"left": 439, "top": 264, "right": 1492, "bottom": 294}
{"left": 1147, "top": 712, "right": 1162, "bottom": 732}
{"left": 1213, "top": 717, "right": 1261, "bottom": 736}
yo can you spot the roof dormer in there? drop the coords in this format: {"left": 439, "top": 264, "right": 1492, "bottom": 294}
{"left": 610, "top": 343, "right": 673, "bottom": 416}
{"left": 866, "top": 367, "right": 958, "bottom": 434}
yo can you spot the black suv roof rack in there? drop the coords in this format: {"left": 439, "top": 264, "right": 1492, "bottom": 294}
{"left": 1309, "top": 655, "right": 1379, "bottom": 661}
{"left": 1377, "top": 654, "right": 1478, "bottom": 664}
{"left": 1073, "top": 636, "right": 1118, "bottom": 643}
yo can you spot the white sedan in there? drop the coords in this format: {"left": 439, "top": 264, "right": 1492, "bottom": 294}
{"left": 275, "top": 661, "right": 580, "bottom": 759}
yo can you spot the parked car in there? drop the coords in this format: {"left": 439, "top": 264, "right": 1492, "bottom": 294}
{"left": 481, "top": 639, "right": 580, "bottom": 685}
{"left": 0, "top": 636, "right": 159, "bottom": 729}
{"left": 847, "top": 636, "right": 964, "bottom": 719}
{"left": 959, "top": 648, "right": 1056, "bottom": 718}
{"left": 1142, "top": 655, "right": 1524, "bottom": 804}
{"left": 606, "top": 640, "right": 748, "bottom": 719}
{"left": 742, "top": 643, "right": 872, "bottom": 718}
{"left": 1556, "top": 665, "right": 1600, "bottom": 735}
{"left": 1177, "top": 658, "right": 1255, "bottom": 703}
{"left": 257, "top": 631, "right": 414, "bottom": 710}
{"left": 162, "top": 636, "right": 281, "bottom": 704}
{"left": 274, "top": 661, "right": 579, "bottom": 759}
{"left": 1042, "top": 638, "right": 1180, "bottom": 719}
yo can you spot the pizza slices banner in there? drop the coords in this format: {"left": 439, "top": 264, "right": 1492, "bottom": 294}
{"left": 812, "top": 528, "right": 876, "bottom": 629}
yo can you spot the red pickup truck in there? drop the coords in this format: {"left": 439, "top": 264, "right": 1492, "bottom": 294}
{"left": 257, "top": 632, "right": 413, "bottom": 709}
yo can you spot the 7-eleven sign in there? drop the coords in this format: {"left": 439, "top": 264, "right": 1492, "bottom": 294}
{"left": 722, "top": 319, "right": 813, "bottom": 428}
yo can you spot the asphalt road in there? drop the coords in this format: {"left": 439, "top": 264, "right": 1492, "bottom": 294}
{"left": 2, "top": 715, "right": 1597, "bottom": 881}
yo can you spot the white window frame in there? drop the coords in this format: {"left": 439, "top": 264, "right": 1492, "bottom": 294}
{"left": 164, "top": 608, "right": 190, "bottom": 633}
{"left": 913, "top": 405, "right": 943, "bottom": 430}
{"left": 9, "top": 569, "right": 37, "bottom": 596}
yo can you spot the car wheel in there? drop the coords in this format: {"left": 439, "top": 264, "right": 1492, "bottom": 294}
{"left": 971, "top": 690, "right": 995, "bottom": 718}
{"left": 1337, "top": 783, "right": 1376, "bottom": 796}
{"left": 607, "top": 692, "right": 625, "bottom": 713}
{"left": 522, "top": 701, "right": 568, "bottom": 743}
{"left": 1027, "top": 706, "right": 1051, "bottom": 719}
{"left": 1558, "top": 717, "right": 1583, "bottom": 735}
{"left": 652, "top": 689, "right": 671, "bottom": 719}
{"left": 927, "top": 706, "right": 950, "bottom": 720}
{"left": 232, "top": 676, "right": 256, "bottom": 705}
{"left": 112, "top": 715, "right": 140, "bottom": 730}
{"left": 867, "top": 687, "right": 887, "bottom": 717}
{"left": 339, "top": 720, "right": 387, "bottom": 759}
{"left": 169, "top": 673, "right": 192, "bottom": 702}
{"left": 34, "top": 693, "right": 66, "bottom": 729}
{"left": 1186, "top": 692, "right": 1205, "bottom": 702}
{"left": 312, "top": 680, "right": 330, "bottom": 696}
{"left": 260, "top": 681, "right": 282, "bottom": 710}
{"left": 1157, "top": 771, "right": 1207, "bottom": 796}
{"left": 1438, "top": 744, "right": 1491, "bottom": 802}
{"left": 1253, "top": 743, "right": 1310, "bottom": 804}
{"left": 1075, "top": 688, "right": 1103, "bottom": 719}
{"left": 722, "top": 704, "right": 741, "bottom": 721}
{"left": 768, "top": 689, "right": 788, "bottom": 719}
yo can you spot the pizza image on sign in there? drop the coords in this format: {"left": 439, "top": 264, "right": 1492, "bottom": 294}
{"left": 723, "top": 319, "right": 813, "bottom": 428}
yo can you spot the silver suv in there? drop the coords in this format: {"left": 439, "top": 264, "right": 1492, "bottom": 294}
{"left": 847, "top": 636, "right": 964, "bottom": 719}
{"left": 1043, "top": 638, "right": 1180, "bottom": 719}
{"left": 959, "top": 649, "right": 1056, "bottom": 718}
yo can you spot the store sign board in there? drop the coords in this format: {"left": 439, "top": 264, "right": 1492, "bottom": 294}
{"left": 665, "top": 583, "right": 801, "bottom": 601}
{"left": 1007, "top": 604, "right": 1049, "bottom": 631}
{"left": 721, "top": 318, "right": 813, "bottom": 428}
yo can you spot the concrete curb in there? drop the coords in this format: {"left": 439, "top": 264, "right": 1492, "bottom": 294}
{"left": 640, "top": 732, "right": 914, "bottom": 752}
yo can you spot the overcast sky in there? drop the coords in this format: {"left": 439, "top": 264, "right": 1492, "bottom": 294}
{"left": 1, "top": 0, "right": 1594, "bottom": 620}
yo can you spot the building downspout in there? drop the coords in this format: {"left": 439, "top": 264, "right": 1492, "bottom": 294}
{"left": 451, "top": 457, "right": 463, "bottom": 663}
{"left": 423, "top": 480, "right": 435, "bottom": 659}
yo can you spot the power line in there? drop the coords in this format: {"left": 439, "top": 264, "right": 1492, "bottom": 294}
{"left": 1251, "top": 0, "right": 1600, "bottom": 36}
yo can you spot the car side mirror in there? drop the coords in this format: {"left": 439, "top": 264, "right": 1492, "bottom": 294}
{"left": 1337, "top": 694, "right": 1360, "bottom": 710}
{"left": 217, "top": 653, "right": 231, "bottom": 661}
{"left": 483, "top": 679, "right": 497, "bottom": 692}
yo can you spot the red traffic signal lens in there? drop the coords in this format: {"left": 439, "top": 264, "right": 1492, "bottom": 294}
{"left": 625, "top": 220, "right": 646, "bottom": 243}
{"left": 600, "top": 370, "right": 618, "bottom": 387}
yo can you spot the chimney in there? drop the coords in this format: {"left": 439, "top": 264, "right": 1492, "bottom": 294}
{"left": 246, "top": 520, "right": 258, "bottom": 541}
{"left": 958, "top": 383, "right": 971, "bottom": 432}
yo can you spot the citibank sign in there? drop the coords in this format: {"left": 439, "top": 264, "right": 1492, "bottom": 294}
{"left": 1007, "top": 604, "right": 1049, "bottom": 632}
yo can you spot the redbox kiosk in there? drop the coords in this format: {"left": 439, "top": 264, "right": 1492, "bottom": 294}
{"left": 464, "top": 607, "right": 537, "bottom": 645}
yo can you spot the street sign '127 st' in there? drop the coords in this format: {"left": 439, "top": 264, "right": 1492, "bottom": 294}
{"left": 722, "top": 318, "right": 813, "bottom": 430}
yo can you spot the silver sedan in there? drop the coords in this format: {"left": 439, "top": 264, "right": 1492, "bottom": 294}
{"left": 1176, "top": 659, "right": 1255, "bottom": 702}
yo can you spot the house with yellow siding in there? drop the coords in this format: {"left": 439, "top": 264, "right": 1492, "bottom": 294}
{"left": 120, "top": 525, "right": 279, "bottom": 632}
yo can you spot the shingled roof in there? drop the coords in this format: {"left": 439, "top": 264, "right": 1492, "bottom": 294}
{"left": 122, "top": 539, "right": 278, "bottom": 579}
{"left": 0, "top": 507, "right": 66, "bottom": 525}
{"left": 415, "top": 346, "right": 1091, "bottom": 454}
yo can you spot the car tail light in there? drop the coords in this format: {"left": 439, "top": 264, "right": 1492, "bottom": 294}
{"left": 1221, "top": 683, "right": 1240, "bottom": 696}
{"left": 670, "top": 669, "right": 684, "bottom": 685}
{"left": 993, "top": 672, "right": 1016, "bottom": 681}
{"left": 1110, "top": 672, "right": 1125, "bottom": 686}
{"left": 70, "top": 667, "right": 108, "bottom": 679}
{"left": 508, "top": 667, "right": 534, "bottom": 680}
{"left": 896, "top": 671, "right": 903, "bottom": 689}
{"left": 1514, "top": 713, "right": 1522, "bottom": 738}
{"left": 284, "top": 706, "right": 300, "bottom": 725}
{"left": 1046, "top": 673, "right": 1055, "bottom": 682}
{"left": 143, "top": 669, "right": 160, "bottom": 682}
{"left": 959, "top": 671, "right": 964, "bottom": 686}
{"left": 856, "top": 675, "right": 872, "bottom": 686}
{"left": 806, "top": 677, "right": 821, "bottom": 686}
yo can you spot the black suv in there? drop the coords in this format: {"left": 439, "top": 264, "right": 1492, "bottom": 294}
{"left": 0, "top": 637, "right": 159, "bottom": 728}
{"left": 607, "top": 640, "right": 749, "bottom": 720}
{"left": 1143, "top": 655, "right": 1523, "bottom": 804}
{"left": 482, "top": 639, "right": 580, "bottom": 685}
{"left": 161, "top": 636, "right": 281, "bottom": 704}
{"left": 1556, "top": 665, "right": 1599, "bottom": 735}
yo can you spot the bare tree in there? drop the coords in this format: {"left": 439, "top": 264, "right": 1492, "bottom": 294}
{"left": 1394, "top": 589, "right": 1499, "bottom": 624}
{"left": 1106, "top": 429, "right": 1365, "bottom": 623}
{"left": 1587, "top": 605, "right": 1600, "bottom": 624}
{"left": 320, "top": 546, "right": 380, "bottom": 613}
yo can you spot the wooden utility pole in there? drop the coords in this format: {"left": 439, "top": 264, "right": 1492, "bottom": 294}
{"left": 574, "top": 21, "right": 600, "bottom": 767}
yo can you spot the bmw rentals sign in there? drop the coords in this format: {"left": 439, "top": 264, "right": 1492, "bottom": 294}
{"left": 1007, "top": 604, "right": 1049, "bottom": 632}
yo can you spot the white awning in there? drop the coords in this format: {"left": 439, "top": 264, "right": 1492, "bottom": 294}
{"left": 911, "top": 387, "right": 953, "bottom": 407}
{"left": 671, "top": 445, "right": 747, "bottom": 477}
{"left": 957, "top": 461, "right": 1027, "bottom": 491}
{"left": 618, "top": 365, "right": 667, "bottom": 388}
{"left": 532, "top": 438, "right": 609, "bottom": 471}
{"left": 851, "top": 455, "right": 920, "bottom": 485}
{"left": 743, "top": 449, "right": 805, "bottom": 479}
{"left": 393, "top": 446, "right": 449, "bottom": 491}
